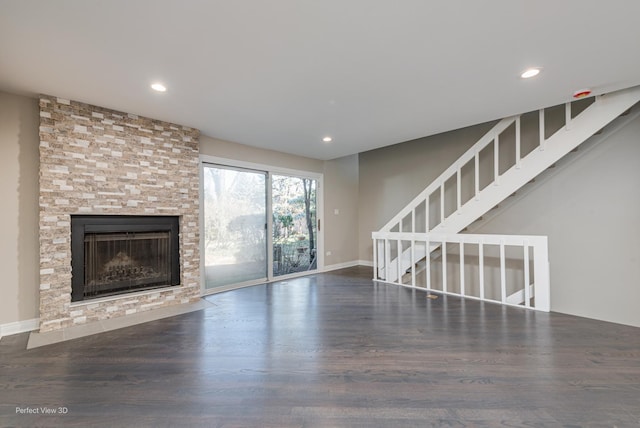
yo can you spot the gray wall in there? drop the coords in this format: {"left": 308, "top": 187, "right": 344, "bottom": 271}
{"left": 357, "top": 122, "right": 495, "bottom": 260}
{"left": 358, "top": 108, "right": 640, "bottom": 327}
{"left": 323, "top": 154, "right": 359, "bottom": 266}
{"left": 200, "top": 135, "right": 325, "bottom": 174}
{"left": 474, "top": 115, "right": 640, "bottom": 327}
{"left": 0, "top": 91, "right": 40, "bottom": 325}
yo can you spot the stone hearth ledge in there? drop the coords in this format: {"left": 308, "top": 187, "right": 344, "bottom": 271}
{"left": 27, "top": 299, "right": 214, "bottom": 349}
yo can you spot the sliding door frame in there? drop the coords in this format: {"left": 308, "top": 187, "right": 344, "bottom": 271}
{"left": 199, "top": 154, "right": 324, "bottom": 296}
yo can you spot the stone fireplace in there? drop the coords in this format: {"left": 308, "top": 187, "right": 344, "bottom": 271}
{"left": 38, "top": 96, "right": 201, "bottom": 332}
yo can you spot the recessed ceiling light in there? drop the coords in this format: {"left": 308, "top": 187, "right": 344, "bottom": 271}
{"left": 151, "top": 83, "right": 167, "bottom": 92}
{"left": 322, "top": 136, "right": 332, "bottom": 143}
{"left": 520, "top": 68, "right": 541, "bottom": 79}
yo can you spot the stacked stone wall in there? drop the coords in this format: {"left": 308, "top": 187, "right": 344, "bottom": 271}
{"left": 38, "top": 96, "right": 200, "bottom": 332}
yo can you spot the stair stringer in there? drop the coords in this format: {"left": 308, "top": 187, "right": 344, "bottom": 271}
{"left": 463, "top": 103, "right": 640, "bottom": 236}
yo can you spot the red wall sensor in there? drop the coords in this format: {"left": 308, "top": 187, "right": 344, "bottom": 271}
{"left": 573, "top": 89, "right": 592, "bottom": 99}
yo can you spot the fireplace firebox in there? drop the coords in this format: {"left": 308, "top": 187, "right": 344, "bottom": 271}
{"left": 71, "top": 216, "right": 180, "bottom": 302}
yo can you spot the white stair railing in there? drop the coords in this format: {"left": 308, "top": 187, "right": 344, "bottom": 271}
{"left": 378, "top": 115, "right": 518, "bottom": 234}
{"left": 375, "top": 86, "right": 640, "bottom": 283}
{"left": 372, "top": 231, "right": 550, "bottom": 312}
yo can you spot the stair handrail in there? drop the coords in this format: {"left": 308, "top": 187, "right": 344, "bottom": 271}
{"left": 379, "top": 115, "right": 518, "bottom": 232}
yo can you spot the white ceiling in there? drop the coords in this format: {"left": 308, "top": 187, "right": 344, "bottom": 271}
{"left": 2, "top": 1, "right": 640, "bottom": 160}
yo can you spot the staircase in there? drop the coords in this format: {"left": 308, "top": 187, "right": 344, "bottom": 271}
{"left": 372, "top": 86, "right": 640, "bottom": 310}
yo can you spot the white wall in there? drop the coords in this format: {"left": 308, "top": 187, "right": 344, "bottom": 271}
{"left": 0, "top": 91, "right": 40, "bottom": 326}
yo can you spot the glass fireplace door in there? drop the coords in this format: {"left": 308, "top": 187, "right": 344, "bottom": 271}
{"left": 203, "top": 165, "right": 268, "bottom": 290}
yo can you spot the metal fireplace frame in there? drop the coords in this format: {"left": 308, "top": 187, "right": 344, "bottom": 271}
{"left": 70, "top": 215, "right": 180, "bottom": 302}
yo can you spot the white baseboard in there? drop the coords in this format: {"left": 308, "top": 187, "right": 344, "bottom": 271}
{"left": 0, "top": 318, "right": 39, "bottom": 339}
{"left": 322, "top": 260, "right": 373, "bottom": 272}
{"left": 323, "top": 260, "right": 360, "bottom": 272}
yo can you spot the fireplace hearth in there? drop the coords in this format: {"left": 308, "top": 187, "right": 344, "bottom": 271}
{"left": 71, "top": 216, "right": 180, "bottom": 302}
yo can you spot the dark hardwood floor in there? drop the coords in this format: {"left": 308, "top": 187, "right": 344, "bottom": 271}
{"left": 1, "top": 266, "right": 639, "bottom": 427}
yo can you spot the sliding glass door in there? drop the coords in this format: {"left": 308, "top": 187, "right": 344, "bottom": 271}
{"left": 202, "top": 165, "right": 267, "bottom": 290}
{"left": 202, "top": 161, "right": 320, "bottom": 291}
{"left": 272, "top": 175, "right": 317, "bottom": 276}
